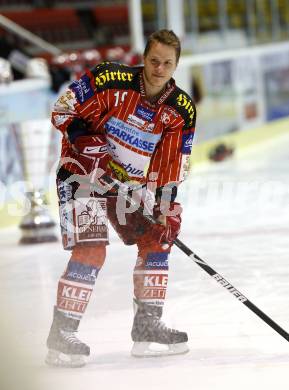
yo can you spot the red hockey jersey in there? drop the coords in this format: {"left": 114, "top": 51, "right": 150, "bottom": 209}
{"left": 52, "top": 61, "right": 196, "bottom": 190}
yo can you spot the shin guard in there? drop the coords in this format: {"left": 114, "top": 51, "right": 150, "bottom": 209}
{"left": 56, "top": 245, "right": 105, "bottom": 319}
{"left": 133, "top": 243, "right": 170, "bottom": 307}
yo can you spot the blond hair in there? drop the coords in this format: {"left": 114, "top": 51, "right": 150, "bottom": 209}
{"left": 143, "top": 29, "right": 181, "bottom": 64}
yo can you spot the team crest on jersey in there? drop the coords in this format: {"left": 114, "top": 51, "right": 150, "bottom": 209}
{"left": 161, "top": 111, "right": 170, "bottom": 125}
{"left": 163, "top": 106, "right": 179, "bottom": 118}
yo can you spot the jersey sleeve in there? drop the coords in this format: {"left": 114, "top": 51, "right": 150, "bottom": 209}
{"left": 147, "top": 94, "right": 196, "bottom": 194}
{"left": 51, "top": 64, "right": 108, "bottom": 135}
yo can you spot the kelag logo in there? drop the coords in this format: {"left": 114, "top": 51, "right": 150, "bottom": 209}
{"left": 135, "top": 105, "right": 156, "bottom": 122}
{"left": 70, "top": 75, "right": 94, "bottom": 104}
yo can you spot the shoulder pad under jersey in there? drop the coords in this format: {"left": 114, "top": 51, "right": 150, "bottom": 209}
{"left": 91, "top": 61, "right": 140, "bottom": 91}
{"left": 165, "top": 87, "right": 196, "bottom": 130}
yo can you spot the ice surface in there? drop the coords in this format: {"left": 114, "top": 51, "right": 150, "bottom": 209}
{"left": 1, "top": 134, "right": 289, "bottom": 390}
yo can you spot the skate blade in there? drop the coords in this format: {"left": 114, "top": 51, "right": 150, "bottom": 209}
{"left": 131, "top": 342, "right": 189, "bottom": 357}
{"left": 45, "top": 349, "right": 86, "bottom": 368}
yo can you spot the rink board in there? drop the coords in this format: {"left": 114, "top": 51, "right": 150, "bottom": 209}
{"left": 189, "top": 116, "right": 289, "bottom": 166}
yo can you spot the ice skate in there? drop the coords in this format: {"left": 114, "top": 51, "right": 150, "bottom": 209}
{"left": 131, "top": 299, "right": 189, "bottom": 357}
{"left": 45, "top": 306, "right": 90, "bottom": 368}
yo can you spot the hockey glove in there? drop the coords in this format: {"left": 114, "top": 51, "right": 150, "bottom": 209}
{"left": 74, "top": 134, "right": 110, "bottom": 171}
{"left": 66, "top": 117, "right": 90, "bottom": 146}
{"left": 151, "top": 202, "right": 182, "bottom": 247}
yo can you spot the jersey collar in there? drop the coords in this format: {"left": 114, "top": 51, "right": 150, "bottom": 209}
{"left": 139, "top": 70, "right": 176, "bottom": 108}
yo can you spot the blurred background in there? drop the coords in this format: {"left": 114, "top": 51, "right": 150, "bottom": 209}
{"left": 0, "top": 2, "right": 289, "bottom": 389}
{"left": 0, "top": 0, "right": 289, "bottom": 229}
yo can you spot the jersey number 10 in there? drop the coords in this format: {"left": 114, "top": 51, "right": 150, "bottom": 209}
{"left": 114, "top": 91, "right": 128, "bottom": 106}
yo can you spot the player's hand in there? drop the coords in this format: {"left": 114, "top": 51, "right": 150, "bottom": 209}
{"left": 151, "top": 202, "right": 182, "bottom": 247}
{"left": 65, "top": 117, "right": 90, "bottom": 150}
{"left": 74, "top": 134, "right": 110, "bottom": 170}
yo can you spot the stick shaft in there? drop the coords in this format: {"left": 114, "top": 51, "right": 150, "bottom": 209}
{"left": 99, "top": 175, "right": 289, "bottom": 342}
{"left": 173, "top": 238, "right": 289, "bottom": 342}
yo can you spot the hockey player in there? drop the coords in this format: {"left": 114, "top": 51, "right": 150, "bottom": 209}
{"left": 46, "top": 29, "right": 196, "bottom": 367}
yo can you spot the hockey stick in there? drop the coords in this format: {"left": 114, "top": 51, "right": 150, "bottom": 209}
{"left": 96, "top": 174, "right": 289, "bottom": 343}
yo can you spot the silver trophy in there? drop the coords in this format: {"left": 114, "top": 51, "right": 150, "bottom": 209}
{"left": 17, "top": 118, "right": 58, "bottom": 244}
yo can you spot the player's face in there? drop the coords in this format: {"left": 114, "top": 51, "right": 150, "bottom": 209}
{"left": 143, "top": 41, "right": 177, "bottom": 90}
